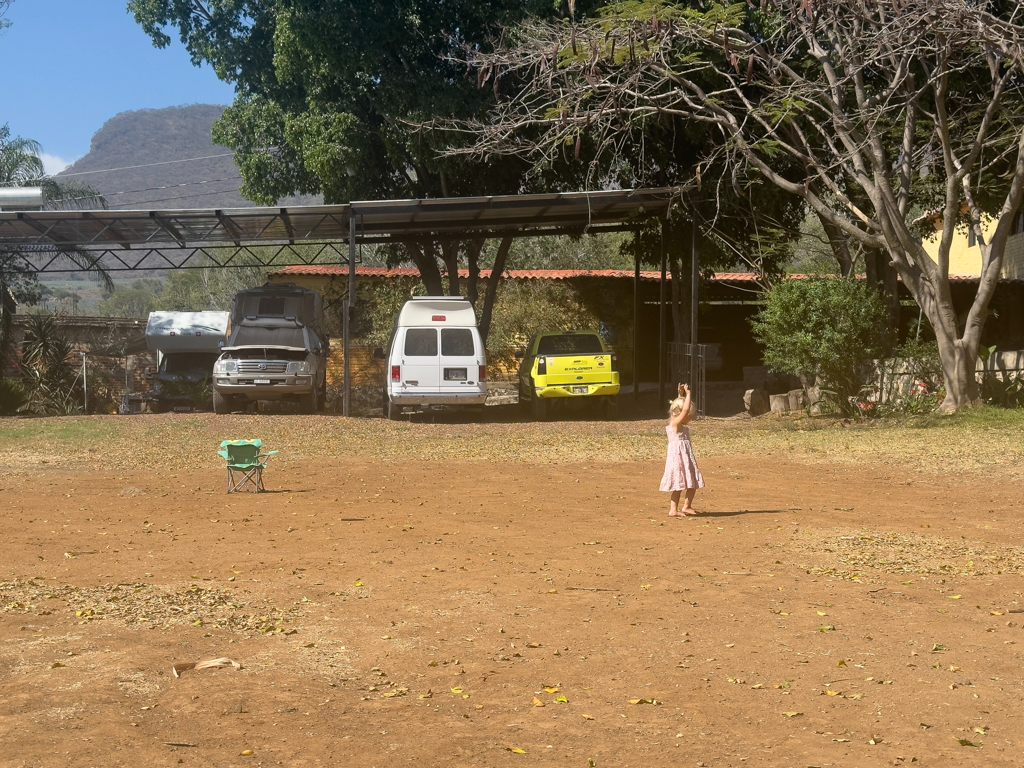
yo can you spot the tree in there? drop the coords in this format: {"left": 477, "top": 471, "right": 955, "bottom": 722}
{"left": 0, "top": 0, "right": 11, "bottom": 35}
{"left": 1, "top": 125, "right": 110, "bottom": 373}
{"left": 128, "top": 0, "right": 604, "bottom": 341}
{"left": 455, "top": 0, "right": 1024, "bottom": 411}
{"left": 0, "top": 125, "right": 106, "bottom": 210}
{"left": 751, "top": 278, "right": 890, "bottom": 415}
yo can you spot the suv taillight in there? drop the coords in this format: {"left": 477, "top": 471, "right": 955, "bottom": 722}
{"left": 478, "top": 365, "right": 487, "bottom": 382}
{"left": 391, "top": 365, "right": 400, "bottom": 381}
{"left": 537, "top": 357, "right": 547, "bottom": 375}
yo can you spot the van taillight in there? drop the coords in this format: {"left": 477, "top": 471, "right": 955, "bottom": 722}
{"left": 391, "top": 365, "right": 400, "bottom": 381}
{"left": 432, "top": 315, "right": 446, "bottom": 321}
{"left": 478, "top": 365, "right": 487, "bottom": 381}
{"left": 537, "top": 357, "right": 547, "bottom": 375}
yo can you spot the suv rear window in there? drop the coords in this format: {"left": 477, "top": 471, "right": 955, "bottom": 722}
{"left": 257, "top": 297, "right": 287, "bottom": 316}
{"left": 404, "top": 328, "right": 438, "bottom": 356}
{"left": 537, "top": 334, "right": 604, "bottom": 355}
{"left": 441, "top": 328, "right": 474, "bottom": 356}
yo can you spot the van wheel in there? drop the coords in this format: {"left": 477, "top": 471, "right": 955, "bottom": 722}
{"left": 212, "top": 390, "right": 232, "bottom": 414}
{"left": 317, "top": 385, "right": 327, "bottom": 411}
{"left": 299, "top": 390, "right": 318, "bottom": 414}
{"left": 531, "top": 393, "right": 548, "bottom": 421}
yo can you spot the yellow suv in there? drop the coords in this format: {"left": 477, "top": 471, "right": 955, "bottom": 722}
{"left": 516, "top": 330, "right": 620, "bottom": 420}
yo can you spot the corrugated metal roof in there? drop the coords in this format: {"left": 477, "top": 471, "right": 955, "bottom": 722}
{"left": 0, "top": 188, "right": 681, "bottom": 250}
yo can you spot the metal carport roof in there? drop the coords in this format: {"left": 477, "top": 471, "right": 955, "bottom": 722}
{"left": 0, "top": 187, "right": 683, "bottom": 272}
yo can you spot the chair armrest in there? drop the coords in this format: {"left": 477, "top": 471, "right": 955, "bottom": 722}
{"left": 217, "top": 450, "right": 229, "bottom": 460}
{"left": 263, "top": 450, "right": 280, "bottom": 457}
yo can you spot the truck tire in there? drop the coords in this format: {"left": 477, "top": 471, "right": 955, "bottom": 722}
{"left": 384, "top": 390, "right": 403, "bottom": 421}
{"left": 212, "top": 390, "right": 232, "bottom": 415}
{"left": 299, "top": 390, "right": 318, "bottom": 414}
{"left": 531, "top": 392, "right": 548, "bottom": 421}
{"left": 603, "top": 396, "right": 619, "bottom": 421}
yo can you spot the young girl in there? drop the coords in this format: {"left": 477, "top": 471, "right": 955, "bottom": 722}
{"left": 660, "top": 383, "right": 704, "bottom": 517}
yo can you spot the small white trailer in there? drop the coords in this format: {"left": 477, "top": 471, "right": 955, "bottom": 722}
{"left": 146, "top": 311, "right": 230, "bottom": 411}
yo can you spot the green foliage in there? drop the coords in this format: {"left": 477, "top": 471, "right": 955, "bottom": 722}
{"left": 0, "top": 124, "right": 106, "bottom": 209}
{"left": 19, "top": 313, "right": 82, "bottom": 416}
{"left": 158, "top": 378, "right": 214, "bottom": 411}
{"left": 0, "top": 376, "right": 26, "bottom": 415}
{"left": 97, "top": 279, "right": 162, "bottom": 317}
{"left": 751, "top": 278, "right": 891, "bottom": 416}
{"left": 875, "top": 339, "right": 943, "bottom": 416}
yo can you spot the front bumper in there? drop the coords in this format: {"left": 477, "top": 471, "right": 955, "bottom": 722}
{"left": 214, "top": 376, "right": 315, "bottom": 401}
{"left": 536, "top": 382, "right": 620, "bottom": 399}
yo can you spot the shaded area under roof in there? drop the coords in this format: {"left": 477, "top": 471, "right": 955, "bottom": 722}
{"left": 0, "top": 188, "right": 684, "bottom": 273}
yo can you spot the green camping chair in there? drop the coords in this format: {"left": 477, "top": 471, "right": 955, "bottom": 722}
{"left": 218, "top": 439, "right": 278, "bottom": 493}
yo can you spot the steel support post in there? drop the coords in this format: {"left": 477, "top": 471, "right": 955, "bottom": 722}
{"left": 344, "top": 209, "right": 355, "bottom": 417}
{"left": 658, "top": 219, "right": 667, "bottom": 404}
{"left": 633, "top": 249, "right": 640, "bottom": 401}
{"left": 690, "top": 216, "right": 699, "bottom": 390}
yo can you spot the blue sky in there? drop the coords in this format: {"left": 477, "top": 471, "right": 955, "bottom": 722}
{"left": 0, "top": 0, "right": 235, "bottom": 173}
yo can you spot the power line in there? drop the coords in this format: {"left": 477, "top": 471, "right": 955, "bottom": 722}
{"left": 58, "top": 152, "right": 238, "bottom": 177}
{"left": 105, "top": 176, "right": 241, "bottom": 198}
{"left": 110, "top": 186, "right": 247, "bottom": 208}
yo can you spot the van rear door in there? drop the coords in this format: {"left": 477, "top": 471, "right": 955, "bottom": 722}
{"left": 438, "top": 327, "right": 480, "bottom": 392}
{"left": 400, "top": 328, "right": 440, "bottom": 393}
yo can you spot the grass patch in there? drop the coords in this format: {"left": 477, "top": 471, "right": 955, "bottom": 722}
{"left": 2, "top": 408, "right": 1024, "bottom": 476}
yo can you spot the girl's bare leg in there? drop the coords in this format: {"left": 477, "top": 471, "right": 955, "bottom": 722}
{"left": 668, "top": 490, "right": 684, "bottom": 517}
{"left": 681, "top": 488, "right": 698, "bottom": 515}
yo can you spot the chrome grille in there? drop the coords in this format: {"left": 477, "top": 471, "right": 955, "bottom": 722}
{"left": 238, "top": 361, "right": 288, "bottom": 374}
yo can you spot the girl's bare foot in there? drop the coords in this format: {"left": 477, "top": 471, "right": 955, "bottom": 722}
{"left": 669, "top": 510, "right": 686, "bottom": 517}
{"left": 681, "top": 508, "right": 698, "bottom": 516}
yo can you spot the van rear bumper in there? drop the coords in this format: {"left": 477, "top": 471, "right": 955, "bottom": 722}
{"left": 390, "top": 393, "right": 488, "bottom": 406}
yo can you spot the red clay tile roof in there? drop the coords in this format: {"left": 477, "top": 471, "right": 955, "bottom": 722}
{"left": 269, "top": 265, "right": 990, "bottom": 283}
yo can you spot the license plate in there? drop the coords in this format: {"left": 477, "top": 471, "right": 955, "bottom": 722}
{"left": 444, "top": 368, "right": 467, "bottom": 381}
{"left": 254, "top": 379, "right": 271, "bottom": 385}
{"left": 572, "top": 385, "right": 589, "bottom": 394}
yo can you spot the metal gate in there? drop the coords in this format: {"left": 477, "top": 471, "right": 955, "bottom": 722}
{"left": 667, "top": 343, "right": 706, "bottom": 418}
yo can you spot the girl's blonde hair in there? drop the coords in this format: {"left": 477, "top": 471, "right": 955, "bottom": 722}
{"left": 669, "top": 397, "right": 687, "bottom": 416}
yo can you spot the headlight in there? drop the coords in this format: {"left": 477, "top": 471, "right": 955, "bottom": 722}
{"left": 214, "top": 360, "right": 237, "bottom": 373}
{"left": 286, "top": 361, "right": 310, "bottom": 373}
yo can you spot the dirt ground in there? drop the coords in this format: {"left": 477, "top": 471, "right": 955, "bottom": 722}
{"left": 2, "top": 411, "right": 1024, "bottom": 767}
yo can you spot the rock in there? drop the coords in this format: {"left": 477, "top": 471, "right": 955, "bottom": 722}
{"left": 743, "top": 388, "right": 770, "bottom": 416}
{"left": 769, "top": 393, "right": 790, "bottom": 414}
{"left": 787, "top": 388, "right": 806, "bottom": 412}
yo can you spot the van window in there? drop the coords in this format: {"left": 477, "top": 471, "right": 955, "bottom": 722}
{"left": 404, "top": 328, "right": 438, "bottom": 356}
{"left": 441, "top": 328, "right": 474, "bottom": 356}
{"left": 537, "top": 333, "right": 604, "bottom": 355}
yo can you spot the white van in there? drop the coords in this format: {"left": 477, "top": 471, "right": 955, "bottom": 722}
{"left": 376, "top": 297, "right": 487, "bottom": 419}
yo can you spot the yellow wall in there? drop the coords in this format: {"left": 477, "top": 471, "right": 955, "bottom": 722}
{"left": 920, "top": 217, "right": 1024, "bottom": 277}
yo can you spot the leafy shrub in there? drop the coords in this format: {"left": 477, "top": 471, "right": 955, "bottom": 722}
{"left": 0, "top": 377, "right": 27, "bottom": 415}
{"left": 751, "top": 278, "right": 891, "bottom": 417}
{"left": 874, "top": 339, "right": 944, "bottom": 415}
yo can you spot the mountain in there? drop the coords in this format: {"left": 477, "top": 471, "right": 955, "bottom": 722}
{"left": 57, "top": 104, "right": 319, "bottom": 210}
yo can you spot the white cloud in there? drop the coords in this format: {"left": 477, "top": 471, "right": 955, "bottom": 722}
{"left": 40, "top": 153, "right": 77, "bottom": 176}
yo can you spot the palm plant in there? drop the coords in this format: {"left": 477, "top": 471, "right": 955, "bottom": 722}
{"left": 0, "top": 124, "right": 106, "bottom": 209}
{"left": 0, "top": 125, "right": 112, "bottom": 379}
{"left": 20, "top": 312, "right": 82, "bottom": 415}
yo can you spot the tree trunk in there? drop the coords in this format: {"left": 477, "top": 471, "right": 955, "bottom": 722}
{"left": 440, "top": 240, "right": 461, "bottom": 296}
{"left": 864, "top": 248, "right": 901, "bottom": 334}
{"left": 406, "top": 242, "right": 444, "bottom": 296}
{"left": 818, "top": 212, "right": 855, "bottom": 277}
{"left": 478, "top": 235, "right": 512, "bottom": 343}
{"left": 935, "top": 330, "right": 980, "bottom": 412}
{"left": 465, "top": 239, "right": 484, "bottom": 306}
